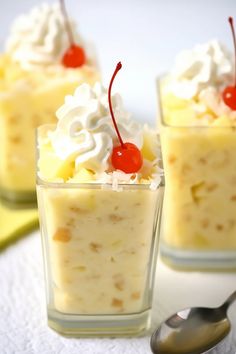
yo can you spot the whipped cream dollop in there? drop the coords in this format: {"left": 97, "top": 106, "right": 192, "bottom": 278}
{"left": 49, "top": 82, "right": 143, "bottom": 174}
{"left": 169, "top": 40, "right": 233, "bottom": 99}
{"left": 6, "top": 3, "right": 84, "bottom": 70}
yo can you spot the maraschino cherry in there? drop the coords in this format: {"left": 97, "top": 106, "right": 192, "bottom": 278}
{"left": 60, "top": 0, "right": 86, "bottom": 68}
{"left": 108, "top": 62, "right": 143, "bottom": 173}
{"left": 222, "top": 17, "right": 236, "bottom": 110}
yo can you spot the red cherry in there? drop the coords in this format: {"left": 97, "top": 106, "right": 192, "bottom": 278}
{"left": 222, "top": 86, "right": 236, "bottom": 110}
{"left": 112, "top": 142, "right": 143, "bottom": 174}
{"left": 60, "top": 0, "right": 86, "bottom": 68}
{"left": 62, "top": 44, "right": 86, "bottom": 68}
{"left": 223, "top": 17, "right": 236, "bottom": 110}
{"left": 108, "top": 62, "right": 143, "bottom": 174}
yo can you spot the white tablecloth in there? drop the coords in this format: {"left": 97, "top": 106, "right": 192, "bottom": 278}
{"left": 1, "top": 231, "right": 236, "bottom": 354}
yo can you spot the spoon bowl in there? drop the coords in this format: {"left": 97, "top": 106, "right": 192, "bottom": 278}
{"left": 150, "top": 292, "right": 236, "bottom": 354}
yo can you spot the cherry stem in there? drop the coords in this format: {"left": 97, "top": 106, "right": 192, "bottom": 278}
{"left": 60, "top": 0, "right": 75, "bottom": 46}
{"left": 108, "top": 62, "right": 125, "bottom": 148}
{"left": 229, "top": 17, "right": 236, "bottom": 87}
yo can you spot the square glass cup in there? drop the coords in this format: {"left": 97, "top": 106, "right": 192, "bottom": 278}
{"left": 0, "top": 63, "right": 99, "bottom": 204}
{"left": 36, "top": 125, "right": 164, "bottom": 336}
{"left": 158, "top": 77, "right": 236, "bottom": 270}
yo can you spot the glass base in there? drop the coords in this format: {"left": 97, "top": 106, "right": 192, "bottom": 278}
{"left": 0, "top": 188, "right": 37, "bottom": 205}
{"left": 48, "top": 308, "right": 151, "bottom": 337}
{"left": 161, "top": 243, "right": 236, "bottom": 271}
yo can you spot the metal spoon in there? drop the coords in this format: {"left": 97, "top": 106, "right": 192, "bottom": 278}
{"left": 150, "top": 291, "right": 236, "bottom": 354}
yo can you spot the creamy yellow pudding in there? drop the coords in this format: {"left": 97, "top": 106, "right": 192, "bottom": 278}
{"left": 0, "top": 3, "right": 99, "bottom": 202}
{"left": 37, "top": 82, "right": 163, "bottom": 335}
{"left": 40, "top": 181, "right": 158, "bottom": 315}
{"left": 159, "top": 40, "right": 236, "bottom": 268}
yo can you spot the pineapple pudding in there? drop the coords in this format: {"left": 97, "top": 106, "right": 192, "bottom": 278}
{"left": 159, "top": 30, "right": 236, "bottom": 268}
{"left": 0, "top": 2, "right": 99, "bottom": 202}
{"left": 37, "top": 64, "right": 163, "bottom": 335}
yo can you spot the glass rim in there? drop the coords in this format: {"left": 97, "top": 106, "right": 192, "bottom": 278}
{"left": 36, "top": 124, "right": 164, "bottom": 190}
{"left": 156, "top": 76, "right": 236, "bottom": 130}
{"left": 36, "top": 175, "right": 164, "bottom": 190}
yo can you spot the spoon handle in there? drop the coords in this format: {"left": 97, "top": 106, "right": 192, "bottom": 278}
{"left": 223, "top": 291, "right": 236, "bottom": 310}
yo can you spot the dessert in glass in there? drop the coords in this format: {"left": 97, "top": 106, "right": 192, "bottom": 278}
{"left": 37, "top": 63, "right": 164, "bottom": 336}
{"left": 0, "top": 1, "right": 99, "bottom": 203}
{"left": 158, "top": 18, "right": 236, "bottom": 270}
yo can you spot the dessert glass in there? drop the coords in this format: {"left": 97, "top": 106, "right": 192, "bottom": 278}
{"left": 37, "top": 125, "right": 164, "bottom": 336}
{"left": 0, "top": 60, "right": 99, "bottom": 204}
{"left": 158, "top": 78, "right": 236, "bottom": 270}
{"left": 0, "top": 2, "right": 99, "bottom": 204}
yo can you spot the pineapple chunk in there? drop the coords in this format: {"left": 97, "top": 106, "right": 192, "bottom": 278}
{"left": 167, "top": 107, "right": 197, "bottom": 126}
{"left": 212, "top": 115, "right": 232, "bottom": 127}
{"left": 141, "top": 126, "right": 158, "bottom": 161}
{"left": 39, "top": 145, "right": 74, "bottom": 181}
{"left": 162, "top": 92, "right": 189, "bottom": 110}
{"left": 69, "top": 168, "right": 95, "bottom": 183}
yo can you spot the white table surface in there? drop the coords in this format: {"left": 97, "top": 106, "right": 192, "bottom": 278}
{"left": 1, "top": 230, "right": 236, "bottom": 354}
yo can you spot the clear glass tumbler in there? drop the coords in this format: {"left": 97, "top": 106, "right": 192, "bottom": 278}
{"left": 0, "top": 64, "right": 99, "bottom": 204}
{"left": 158, "top": 78, "right": 236, "bottom": 270}
{"left": 36, "top": 126, "right": 164, "bottom": 336}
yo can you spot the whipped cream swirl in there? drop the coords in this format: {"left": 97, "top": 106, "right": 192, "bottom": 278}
{"left": 6, "top": 3, "right": 84, "bottom": 70}
{"left": 49, "top": 82, "right": 143, "bottom": 173}
{"left": 169, "top": 40, "right": 233, "bottom": 99}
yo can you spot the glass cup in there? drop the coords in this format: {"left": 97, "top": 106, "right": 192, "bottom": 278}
{"left": 0, "top": 62, "right": 99, "bottom": 204}
{"left": 36, "top": 125, "right": 164, "bottom": 336}
{"left": 158, "top": 77, "right": 236, "bottom": 270}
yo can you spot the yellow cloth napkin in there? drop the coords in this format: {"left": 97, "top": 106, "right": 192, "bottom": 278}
{"left": 0, "top": 201, "right": 38, "bottom": 249}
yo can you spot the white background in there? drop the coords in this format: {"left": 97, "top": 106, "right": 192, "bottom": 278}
{"left": 1, "top": 0, "right": 235, "bottom": 124}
